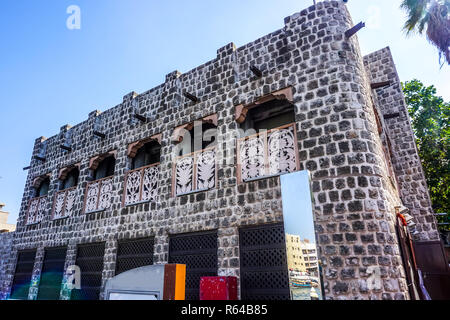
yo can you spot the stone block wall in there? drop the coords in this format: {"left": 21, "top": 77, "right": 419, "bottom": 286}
{"left": 364, "top": 48, "right": 439, "bottom": 241}
{"left": 0, "top": 232, "right": 14, "bottom": 300}
{"left": 1, "top": 1, "right": 427, "bottom": 300}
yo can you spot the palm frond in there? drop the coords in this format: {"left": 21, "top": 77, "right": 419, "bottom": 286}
{"left": 425, "top": 2, "right": 450, "bottom": 65}
{"left": 401, "top": 0, "right": 430, "bottom": 34}
{"left": 418, "top": 12, "right": 431, "bottom": 32}
{"left": 401, "top": 0, "right": 450, "bottom": 65}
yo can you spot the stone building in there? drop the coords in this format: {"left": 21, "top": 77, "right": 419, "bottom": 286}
{"left": 0, "top": 230, "right": 14, "bottom": 301}
{"left": 286, "top": 234, "right": 318, "bottom": 274}
{"left": 0, "top": 1, "right": 439, "bottom": 300}
{"left": 0, "top": 204, "right": 16, "bottom": 233}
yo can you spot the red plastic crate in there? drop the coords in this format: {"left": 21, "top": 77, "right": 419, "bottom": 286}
{"left": 199, "top": 276, "right": 238, "bottom": 300}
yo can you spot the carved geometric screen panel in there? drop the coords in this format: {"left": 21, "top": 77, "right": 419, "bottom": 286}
{"left": 53, "top": 188, "right": 77, "bottom": 220}
{"left": 168, "top": 231, "right": 218, "bottom": 300}
{"left": 84, "top": 177, "right": 114, "bottom": 213}
{"left": 239, "top": 223, "right": 290, "bottom": 300}
{"left": 124, "top": 165, "right": 159, "bottom": 206}
{"left": 174, "top": 147, "right": 217, "bottom": 196}
{"left": 26, "top": 196, "right": 47, "bottom": 225}
{"left": 237, "top": 123, "right": 298, "bottom": 183}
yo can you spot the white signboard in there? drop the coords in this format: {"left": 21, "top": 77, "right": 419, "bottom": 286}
{"left": 108, "top": 292, "right": 158, "bottom": 300}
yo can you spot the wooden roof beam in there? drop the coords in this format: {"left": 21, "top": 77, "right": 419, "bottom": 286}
{"left": 345, "top": 21, "right": 365, "bottom": 39}
{"left": 250, "top": 65, "right": 263, "bottom": 78}
{"left": 133, "top": 114, "right": 149, "bottom": 123}
{"left": 183, "top": 92, "right": 199, "bottom": 103}
{"left": 371, "top": 81, "right": 392, "bottom": 90}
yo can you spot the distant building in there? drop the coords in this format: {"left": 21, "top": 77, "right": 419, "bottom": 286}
{"left": 0, "top": 204, "right": 16, "bottom": 233}
{"left": 286, "top": 234, "right": 318, "bottom": 274}
{"left": 300, "top": 240, "right": 318, "bottom": 274}
{"left": 286, "top": 234, "right": 305, "bottom": 272}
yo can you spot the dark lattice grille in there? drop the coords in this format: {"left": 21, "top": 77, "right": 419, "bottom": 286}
{"left": 115, "top": 237, "right": 154, "bottom": 275}
{"left": 71, "top": 243, "right": 105, "bottom": 301}
{"left": 169, "top": 231, "right": 218, "bottom": 300}
{"left": 37, "top": 247, "right": 67, "bottom": 300}
{"left": 239, "top": 223, "right": 290, "bottom": 300}
{"left": 10, "top": 250, "right": 37, "bottom": 300}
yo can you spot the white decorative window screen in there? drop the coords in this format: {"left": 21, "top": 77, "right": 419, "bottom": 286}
{"left": 123, "top": 163, "right": 159, "bottom": 206}
{"left": 174, "top": 147, "right": 216, "bottom": 196}
{"left": 84, "top": 176, "right": 114, "bottom": 213}
{"left": 237, "top": 123, "right": 299, "bottom": 183}
{"left": 26, "top": 195, "right": 48, "bottom": 225}
{"left": 52, "top": 187, "right": 77, "bottom": 220}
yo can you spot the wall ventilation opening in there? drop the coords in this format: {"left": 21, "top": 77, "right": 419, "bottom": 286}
{"left": 168, "top": 231, "right": 218, "bottom": 300}
{"left": 115, "top": 238, "right": 155, "bottom": 276}
{"left": 37, "top": 247, "right": 67, "bottom": 300}
{"left": 239, "top": 223, "right": 291, "bottom": 300}
{"left": 10, "top": 249, "right": 37, "bottom": 300}
{"left": 70, "top": 243, "right": 105, "bottom": 301}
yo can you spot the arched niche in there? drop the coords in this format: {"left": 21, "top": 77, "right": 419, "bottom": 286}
{"left": 235, "top": 87, "right": 294, "bottom": 133}
{"left": 58, "top": 163, "right": 81, "bottom": 190}
{"left": 89, "top": 151, "right": 117, "bottom": 180}
{"left": 128, "top": 137, "right": 162, "bottom": 170}
{"left": 171, "top": 115, "right": 218, "bottom": 157}
{"left": 32, "top": 174, "right": 51, "bottom": 197}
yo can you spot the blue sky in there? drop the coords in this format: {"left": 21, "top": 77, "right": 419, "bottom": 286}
{"left": 281, "top": 171, "right": 317, "bottom": 243}
{"left": 0, "top": 0, "right": 448, "bottom": 224}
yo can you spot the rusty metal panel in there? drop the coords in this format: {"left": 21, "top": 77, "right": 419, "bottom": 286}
{"left": 413, "top": 241, "right": 450, "bottom": 300}
{"left": 239, "top": 223, "right": 290, "bottom": 300}
{"left": 414, "top": 241, "right": 449, "bottom": 274}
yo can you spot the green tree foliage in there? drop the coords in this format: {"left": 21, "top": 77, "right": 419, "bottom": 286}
{"left": 400, "top": 0, "right": 450, "bottom": 66}
{"left": 402, "top": 79, "right": 450, "bottom": 230}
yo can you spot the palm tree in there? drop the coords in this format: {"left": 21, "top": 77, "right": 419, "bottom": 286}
{"left": 401, "top": 0, "right": 450, "bottom": 66}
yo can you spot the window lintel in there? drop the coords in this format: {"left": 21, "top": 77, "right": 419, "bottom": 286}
{"left": 235, "top": 87, "right": 294, "bottom": 124}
